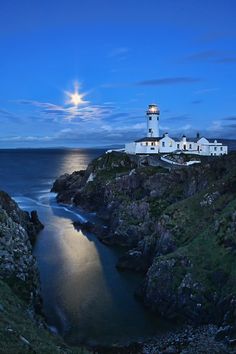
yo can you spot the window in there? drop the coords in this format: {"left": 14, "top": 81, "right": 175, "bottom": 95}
{"left": 150, "top": 147, "right": 155, "bottom": 150}
{"left": 177, "top": 144, "right": 180, "bottom": 149}
{"left": 220, "top": 147, "right": 223, "bottom": 151}
{"left": 149, "top": 117, "right": 152, "bottom": 120}
{"left": 214, "top": 147, "right": 217, "bottom": 151}
{"left": 149, "top": 128, "right": 152, "bottom": 133}
{"left": 189, "top": 144, "right": 192, "bottom": 149}
{"left": 162, "top": 141, "right": 165, "bottom": 147}
{"left": 146, "top": 142, "right": 148, "bottom": 146}
{"left": 169, "top": 141, "right": 173, "bottom": 147}
{"left": 151, "top": 142, "right": 154, "bottom": 146}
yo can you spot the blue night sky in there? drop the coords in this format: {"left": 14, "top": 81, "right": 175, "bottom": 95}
{"left": 0, "top": 0, "right": 236, "bottom": 147}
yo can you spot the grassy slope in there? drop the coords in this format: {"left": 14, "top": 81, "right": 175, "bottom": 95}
{"left": 0, "top": 280, "right": 90, "bottom": 354}
{"left": 159, "top": 171, "right": 236, "bottom": 298}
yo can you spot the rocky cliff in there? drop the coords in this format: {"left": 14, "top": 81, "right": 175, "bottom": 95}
{"left": 52, "top": 151, "right": 236, "bottom": 350}
{"left": 0, "top": 190, "right": 88, "bottom": 353}
{"left": 0, "top": 191, "right": 43, "bottom": 308}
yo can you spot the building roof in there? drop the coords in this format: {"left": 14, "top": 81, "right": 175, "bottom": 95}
{"left": 135, "top": 137, "right": 162, "bottom": 143}
{"left": 191, "top": 136, "right": 216, "bottom": 143}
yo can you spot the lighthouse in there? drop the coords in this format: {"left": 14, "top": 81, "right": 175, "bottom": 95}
{"left": 124, "top": 103, "right": 228, "bottom": 156}
{"left": 146, "top": 104, "right": 160, "bottom": 137}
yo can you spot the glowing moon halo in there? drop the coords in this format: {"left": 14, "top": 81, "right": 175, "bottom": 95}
{"left": 65, "top": 83, "right": 88, "bottom": 107}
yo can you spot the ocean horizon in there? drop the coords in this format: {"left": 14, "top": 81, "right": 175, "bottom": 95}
{"left": 0, "top": 138, "right": 235, "bottom": 151}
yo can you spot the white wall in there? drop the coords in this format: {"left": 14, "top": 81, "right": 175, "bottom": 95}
{"left": 208, "top": 145, "right": 228, "bottom": 156}
{"left": 159, "top": 135, "right": 176, "bottom": 153}
{"left": 125, "top": 142, "right": 136, "bottom": 154}
{"left": 135, "top": 142, "right": 159, "bottom": 154}
{"left": 125, "top": 137, "right": 228, "bottom": 156}
{"left": 147, "top": 114, "right": 159, "bottom": 137}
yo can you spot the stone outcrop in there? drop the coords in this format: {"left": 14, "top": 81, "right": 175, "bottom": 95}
{"left": 52, "top": 152, "right": 236, "bottom": 342}
{"left": 0, "top": 190, "right": 44, "bottom": 307}
{"left": 0, "top": 190, "right": 89, "bottom": 353}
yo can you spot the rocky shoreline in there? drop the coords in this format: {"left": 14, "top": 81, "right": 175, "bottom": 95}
{"left": 0, "top": 191, "right": 43, "bottom": 311}
{"left": 0, "top": 190, "right": 89, "bottom": 353}
{"left": 95, "top": 325, "right": 235, "bottom": 354}
{"left": 52, "top": 151, "right": 236, "bottom": 352}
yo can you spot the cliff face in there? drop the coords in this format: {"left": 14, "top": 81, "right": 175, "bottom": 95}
{"left": 52, "top": 152, "right": 236, "bottom": 333}
{"left": 0, "top": 191, "right": 88, "bottom": 353}
{"left": 0, "top": 191, "right": 43, "bottom": 307}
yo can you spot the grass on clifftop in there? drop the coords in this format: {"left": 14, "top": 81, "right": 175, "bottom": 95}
{"left": 0, "top": 280, "right": 89, "bottom": 354}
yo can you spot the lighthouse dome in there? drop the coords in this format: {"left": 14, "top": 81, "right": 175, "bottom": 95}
{"left": 147, "top": 104, "right": 160, "bottom": 115}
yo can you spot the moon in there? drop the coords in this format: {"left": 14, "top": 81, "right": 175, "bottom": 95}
{"left": 65, "top": 83, "right": 87, "bottom": 107}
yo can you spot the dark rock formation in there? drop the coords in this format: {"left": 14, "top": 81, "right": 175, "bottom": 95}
{"left": 0, "top": 191, "right": 88, "bottom": 353}
{"left": 52, "top": 152, "right": 236, "bottom": 339}
{"left": 95, "top": 325, "right": 234, "bottom": 353}
{"left": 0, "top": 190, "right": 43, "bottom": 307}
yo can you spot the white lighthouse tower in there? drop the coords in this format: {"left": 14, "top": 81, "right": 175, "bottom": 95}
{"left": 146, "top": 104, "right": 160, "bottom": 137}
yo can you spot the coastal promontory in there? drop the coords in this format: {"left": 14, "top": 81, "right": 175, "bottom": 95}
{"left": 52, "top": 151, "right": 236, "bottom": 352}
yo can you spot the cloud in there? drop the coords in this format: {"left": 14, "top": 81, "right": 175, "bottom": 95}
{"left": 225, "top": 124, "right": 236, "bottom": 128}
{"left": 108, "top": 112, "right": 130, "bottom": 119}
{"left": 186, "top": 50, "right": 222, "bottom": 61}
{"left": 0, "top": 108, "right": 20, "bottom": 120}
{"left": 185, "top": 50, "right": 236, "bottom": 64}
{"left": 194, "top": 88, "right": 219, "bottom": 95}
{"left": 0, "top": 135, "right": 52, "bottom": 142}
{"left": 0, "top": 109, "right": 13, "bottom": 117}
{"left": 0, "top": 119, "right": 148, "bottom": 146}
{"left": 203, "top": 119, "right": 236, "bottom": 139}
{"left": 17, "top": 99, "right": 60, "bottom": 110}
{"left": 199, "top": 31, "right": 236, "bottom": 43}
{"left": 136, "top": 77, "right": 202, "bottom": 86}
{"left": 108, "top": 47, "right": 130, "bottom": 59}
{"left": 16, "top": 99, "right": 115, "bottom": 122}
{"left": 101, "top": 82, "right": 130, "bottom": 89}
{"left": 191, "top": 100, "right": 202, "bottom": 104}
{"left": 223, "top": 116, "right": 236, "bottom": 121}
{"left": 164, "top": 114, "right": 191, "bottom": 122}
{"left": 102, "top": 76, "right": 202, "bottom": 89}
{"left": 215, "top": 57, "right": 236, "bottom": 64}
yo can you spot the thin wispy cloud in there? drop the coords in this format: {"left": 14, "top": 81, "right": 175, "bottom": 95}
{"left": 199, "top": 31, "right": 236, "bottom": 43}
{"left": 102, "top": 77, "right": 202, "bottom": 89}
{"left": 185, "top": 50, "right": 223, "bottom": 61}
{"left": 163, "top": 114, "right": 191, "bottom": 122}
{"left": 225, "top": 124, "right": 236, "bottom": 128}
{"left": 16, "top": 99, "right": 115, "bottom": 122}
{"left": 223, "top": 116, "right": 236, "bottom": 121}
{"left": 194, "top": 88, "right": 219, "bottom": 95}
{"left": 185, "top": 50, "right": 236, "bottom": 64}
{"left": 0, "top": 135, "right": 52, "bottom": 142}
{"left": 0, "top": 108, "right": 19, "bottom": 120}
{"left": 216, "top": 57, "right": 236, "bottom": 63}
{"left": 108, "top": 47, "right": 130, "bottom": 59}
{"left": 192, "top": 100, "right": 202, "bottom": 104}
{"left": 136, "top": 77, "right": 202, "bottom": 86}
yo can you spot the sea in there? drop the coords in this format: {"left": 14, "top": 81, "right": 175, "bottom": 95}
{"left": 0, "top": 143, "right": 235, "bottom": 346}
{"left": 0, "top": 148, "right": 169, "bottom": 346}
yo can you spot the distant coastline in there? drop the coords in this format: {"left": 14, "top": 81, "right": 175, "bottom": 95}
{"left": 0, "top": 139, "right": 235, "bottom": 151}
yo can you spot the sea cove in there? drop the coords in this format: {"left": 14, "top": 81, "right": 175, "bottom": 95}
{"left": 0, "top": 148, "right": 167, "bottom": 346}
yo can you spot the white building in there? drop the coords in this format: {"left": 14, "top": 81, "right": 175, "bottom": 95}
{"left": 125, "top": 104, "right": 228, "bottom": 156}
